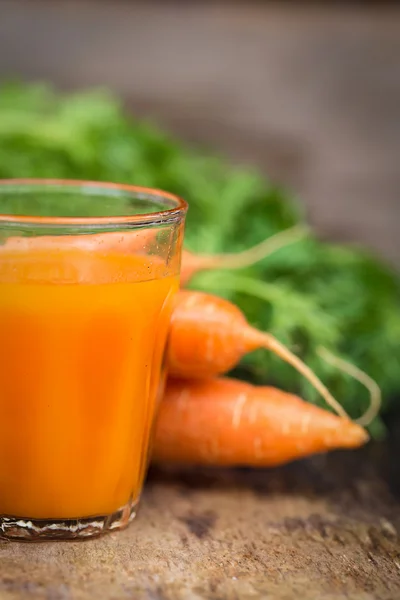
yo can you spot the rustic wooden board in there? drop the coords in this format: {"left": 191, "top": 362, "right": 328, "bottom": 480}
{"left": 0, "top": 442, "right": 399, "bottom": 600}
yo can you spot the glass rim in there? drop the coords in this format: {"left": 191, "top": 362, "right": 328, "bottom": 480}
{"left": 0, "top": 178, "right": 188, "bottom": 227}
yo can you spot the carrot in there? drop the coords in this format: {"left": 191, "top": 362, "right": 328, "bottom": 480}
{"left": 167, "top": 290, "right": 349, "bottom": 419}
{"left": 2, "top": 225, "right": 306, "bottom": 286}
{"left": 152, "top": 377, "right": 368, "bottom": 466}
{"left": 180, "top": 225, "right": 306, "bottom": 285}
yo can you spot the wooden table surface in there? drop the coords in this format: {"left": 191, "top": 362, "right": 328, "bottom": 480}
{"left": 0, "top": 2, "right": 399, "bottom": 599}
{"left": 1, "top": 446, "right": 399, "bottom": 600}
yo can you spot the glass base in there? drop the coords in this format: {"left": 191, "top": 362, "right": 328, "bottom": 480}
{"left": 0, "top": 498, "right": 138, "bottom": 541}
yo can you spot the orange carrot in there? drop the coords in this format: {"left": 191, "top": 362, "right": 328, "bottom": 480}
{"left": 152, "top": 377, "right": 368, "bottom": 466}
{"left": 167, "top": 290, "right": 349, "bottom": 419}
{"left": 2, "top": 225, "right": 306, "bottom": 285}
{"left": 180, "top": 225, "right": 306, "bottom": 285}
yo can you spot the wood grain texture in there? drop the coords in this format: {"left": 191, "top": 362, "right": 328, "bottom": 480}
{"left": 0, "top": 444, "right": 399, "bottom": 600}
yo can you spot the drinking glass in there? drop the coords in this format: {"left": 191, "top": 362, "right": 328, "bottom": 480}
{"left": 0, "top": 179, "right": 187, "bottom": 540}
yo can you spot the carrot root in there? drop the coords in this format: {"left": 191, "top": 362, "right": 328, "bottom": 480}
{"left": 168, "top": 290, "right": 349, "bottom": 421}
{"left": 152, "top": 377, "right": 368, "bottom": 467}
{"left": 180, "top": 225, "right": 308, "bottom": 284}
{"left": 317, "top": 346, "right": 381, "bottom": 427}
{"left": 247, "top": 329, "right": 350, "bottom": 420}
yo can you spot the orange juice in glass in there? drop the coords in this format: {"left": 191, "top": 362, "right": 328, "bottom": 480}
{"left": 0, "top": 180, "right": 187, "bottom": 540}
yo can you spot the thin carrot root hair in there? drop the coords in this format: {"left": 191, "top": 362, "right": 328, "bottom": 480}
{"left": 248, "top": 329, "right": 350, "bottom": 420}
{"left": 181, "top": 225, "right": 308, "bottom": 283}
{"left": 200, "top": 225, "right": 308, "bottom": 270}
{"left": 317, "top": 346, "right": 382, "bottom": 427}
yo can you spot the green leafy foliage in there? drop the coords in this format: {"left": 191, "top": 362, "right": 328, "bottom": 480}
{"left": 0, "top": 82, "right": 399, "bottom": 433}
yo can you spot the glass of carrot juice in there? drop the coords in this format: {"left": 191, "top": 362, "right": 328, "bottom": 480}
{"left": 0, "top": 179, "right": 187, "bottom": 540}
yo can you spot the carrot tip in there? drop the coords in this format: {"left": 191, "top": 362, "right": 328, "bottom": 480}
{"left": 339, "top": 421, "right": 369, "bottom": 449}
